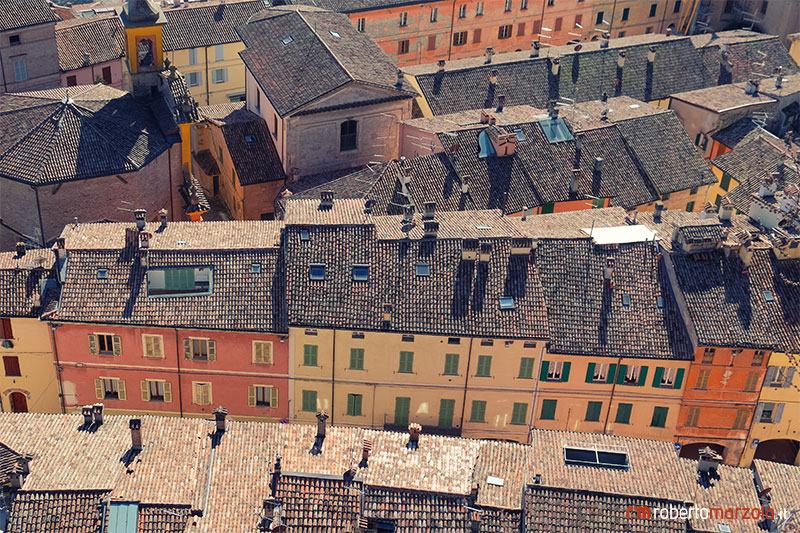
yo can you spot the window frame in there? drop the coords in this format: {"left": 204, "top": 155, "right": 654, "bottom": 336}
{"left": 470, "top": 400, "right": 487, "bottom": 422}
{"left": 476, "top": 355, "right": 492, "bottom": 377}
{"left": 349, "top": 347, "right": 365, "bottom": 370}
{"left": 398, "top": 351, "right": 414, "bottom": 373}
{"left": 615, "top": 403, "right": 632, "bottom": 424}
{"left": 3, "top": 356, "right": 21, "bottom": 377}
{"left": 498, "top": 24, "right": 513, "bottom": 39}
{"left": 399, "top": 11, "right": 408, "bottom": 26}
{"left": 303, "top": 344, "right": 319, "bottom": 367}
{"left": 340, "top": 120, "right": 358, "bottom": 151}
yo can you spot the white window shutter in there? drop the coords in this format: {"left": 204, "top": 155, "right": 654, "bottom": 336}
{"left": 248, "top": 386, "right": 256, "bottom": 407}
{"left": 94, "top": 378, "right": 104, "bottom": 399}
{"left": 765, "top": 366, "right": 777, "bottom": 386}
{"left": 144, "top": 335, "right": 154, "bottom": 357}
{"left": 113, "top": 335, "right": 122, "bottom": 356}
{"left": 264, "top": 342, "right": 273, "bottom": 364}
{"left": 203, "top": 384, "right": 211, "bottom": 405}
{"left": 192, "top": 383, "right": 200, "bottom": 405}
{"left": 270, "top": 387, "right": 278, "bottom": 408}
{"left": 117, "top": 380, "right": 127, "bottom": 401}
{"left": 163, "top": 381, "right": 172, "bottom": 403}
{"left": 208, "top": 340, "right": 216, "bottom": 361}
{"left": 184, "top": 339, "right": 192, "bottom": 359}
{"left": 754, "top": 403, "right": 765, "bottom": 424}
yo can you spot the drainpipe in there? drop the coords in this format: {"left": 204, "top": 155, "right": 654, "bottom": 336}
{"left": 601, "top": 355, "right": 623, "bottom": 434}
{"left": 0, "top": 47, "right": 7, "bottom": 94}
{"left": 446, "top": 0, "right": 457, "bottom": 61}
{"left": 204, "top": 46, "right": 210, "bottom": 106}
{"left": 49, "top": 324, "right": 67, "bottom": 414}
{"left": 330, "top": 327, "right": 336, "bottom": 426}
{"left": 174, "top": 328, "right": 184, "bottom": 417}
{"left": 458, "top": 337, "right": 474, "bottom": 431}
{"left": 527, "top": 342, "right": 545, "bottom": 443}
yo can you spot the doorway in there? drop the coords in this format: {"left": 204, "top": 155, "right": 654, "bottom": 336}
{"left": 9, "top": 392, "right": 27, "bottom": 413}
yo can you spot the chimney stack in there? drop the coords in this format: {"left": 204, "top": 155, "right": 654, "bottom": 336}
{"left": 269, "top": 454, "right": 282, "bottom": 497}
{"left": 320, "top": 190, "right": 334, "bottom": 208}
{"left": 697, "top": 446, "right": 723, "bottom": 474}
{"left": 15, "top": 242, "right": 25, "bottom": 257}
{"left": 461, "top": 175, "right": 470, "bottom": 195}
{"left": 593, "top": 157, "right": 603, "bottom": 174}
{"left": 470, "top": 482, "right": 479, "bottom": 501}
{"left": 488, "top": 69, "right": 498, "bottom": 85}
{"left": 82, "top": 405, "right": 93, "bottom": 427}
{"left": 92, "top": 403, "right": 104, "bottom": 426}
{"left": 698, "top": 202, "right": 717, "bottom": 220}
{"left": 423, "top": 221, "right": 439, "bottom": 238}
{"left": 316, "top": 411, "right": 328, "bottom": 438}
{"left": 718, "top": 196, "right": 734, "bottom": 221}
{"left": 759, "top": 173, "right": 779, "bottom": 197}
{"left": 665, "top": 26, "right": 672, "bottom": 36}
{"left": 745, "top": 79, "right": 760, "bottom": 95}
{"left": 130, "top": 419, "right": 143, "bottom": 451}
{"left": 653, "top": 201, "right": 665, "bottom": 220}
{"left": 570, "top": 168, "right": 581, "bottom": 194}
{"left": 407, "top": 423, "right": 421, "bottom": 450}
{"left": 54, "top": 237, "right": 66, "bottom": 261}
{"left": 9, "top": 464, "right": 23, "bottom": 489}
{"left": 159, "top": 209, "right": 168, "bottom": 228}
{"left": 549, "top": 56, "right": 560, "bottom": 76}
{"left": 437, "top": 59, "right": 445, "bottom": 72}
{"left": 600, "top": 31, "right": 610, "bottom": 48}
{"left": 531, "top": 40, "right": 540, "bottom": 58}
{"left": 603, "top": 256, "right": 615, "bottom": 282}
{"left": 485, "top": 47, "right": 494, "bottom": 63}
{"left": 647, "top": 46, "right": 656, "bottom": 63}
{"left": 382, "top": 303, "right": 393, "bottom": 324}
{"left": 616, "top": 50, "right": 626, "bottom": 68}
{"left": 360, "top": 439, "right": 372, "bottom": 468}
{"left": 396, "top": 70, "right": 404, "bottom": 88}
{"left": 423, "top": 201, "right": 437, "bottom": 219}
{"left": 214, "top": 406, "right": 228, "bottom": 433}
{"left": 134, "top": 208, "right": 146, "bottom": 230}
{"left": 496, "top": 94, "right": 505, "bottom": 113}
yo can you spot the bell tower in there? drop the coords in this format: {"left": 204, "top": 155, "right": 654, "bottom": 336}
{"left": 120, "top": 0, "right": 167, "bottom": 96}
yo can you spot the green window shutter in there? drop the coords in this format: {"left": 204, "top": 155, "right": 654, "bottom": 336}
{"left": 444, "top": 353, "right": 459, "bottom": 375}
{"left": 519, "top": 357, "right": 534, "bottom": 379}
{"left": 674, "top": 368, "right": 685, "bottom": 389}
{"left": 561, "top": 361, "right": 571, "bottom": 382}
{"left": 394, "top": 397, "right": 410, "bottom": 426}
{"left": 350, "top": 348, "right": 364, "bottom": 370}
{"left": 539, "top": 360, "right": 550, "bottom": 381}
{"left": 541, "top": 203, "right": 554, "bottom": 214}
{"left": 302, "top": 390, "right": 317, "bottom": 412}
{"left": 651, "top": 406, "right": 668, "bottom": 427}
{"left": 540, "top": 399, "right": 557, "bottom": 420}
{"left": 616, "top": 364, "right": 628, "bottom": 384}
{"left": 399, "top": 351, "right": 414, "bottom": 373}
{"left": 347, "top": 394, "right": 362, "bottom": 416}
{"left": 685, "top": 201, "right": 695, "bottom": 212}
{"left": 511, "top": 403, "right": 528, "bottom": 425}
{"left": 585, "top": 401, "right": 602, "bottom": 422}
{"left": 303, "top": 345, "right": 318, "bottom": 366}
{"left": 438, "top": 399, "right": 455, "bottom": 428}
{"left": 607, "top": 363, "right": 617, "bottom": 384}
{"left": 476, "top": 355, "right": 492, "bottom": 377}
{"left": 470, "top": 400, "right": 486, "bottom": 422}
{"left": 637, "top": 366, "right": 649, "bottom": 386}
{"left": 652, "top": 367, "right": 664, "bottom": 387}
{"left": 585, "top": 362, "right": 596, "bottom": 383}
{"left": 720, "top": 172, "right": 731, "bottom": 191}
{"left": 615, "top": 403, "right": 632, "bottom": 424}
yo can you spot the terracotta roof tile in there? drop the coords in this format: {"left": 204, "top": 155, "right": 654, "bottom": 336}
{"left": 0, "top": 249, "right": 54, "bottom": 318}
{"left": 162, "top": 0, "right": 265, "bottom": 51}
{"left": 55, "top": 14, "right": 125, "bottom": 72}
{"left": 0, "top": 0, "right": 59, "bottom": 32}
{"left": 137, "top": 505, "right": 191, "bottom": 533}
{"left": 7, "top": 490, "right": 108, "bottom": 533}
{"left": 753, "top": 459, "right": 800, "bottom": 517}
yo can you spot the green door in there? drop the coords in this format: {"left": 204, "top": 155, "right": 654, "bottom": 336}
{"left": 394, "top": 397, "right": 410, "bottom": 426}
{"left": 438, "top": 399, "right": 456, "bottom": 428}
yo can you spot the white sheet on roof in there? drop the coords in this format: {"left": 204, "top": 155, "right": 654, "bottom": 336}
{"left": 582, "top": 224, "right": 658, "bottom": 244}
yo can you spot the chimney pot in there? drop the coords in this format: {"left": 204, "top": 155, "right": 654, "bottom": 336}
{"left": 665, "top": 27, "right": 672, "bottom": 36}
{"left": 396, "top": 70, "right": 404, "bottom": 88}
{"left": 603, "top": 256, "right": 615, "bottom": 281}
{"left": 423, "top": 201, "right": 437, "bottom": 219}
{"left": 407, "top": 423, "right": 421, "bottom": 450}
{"left": 488, "top": 69, "right": 498, "bottom": 84}
{"left": 461, "top": 175, "right": 470, "bottom": 194}
{"left": 92, "top": 403, "right": 104, "bottom": 426}
{"left": 82, "top": 405, "right": 93, "bottom": 427}
{"left": 617, "top": 50, "right": 626, "bottom": 68}
{"left": 600, "top": 32, "right": 610, "bottom": 48}
{"left": 15, "top": 242, "right": 25, "bottom": 257}
{"left": 485, "top": 47, "right": 494, "bottom": 63}
{"left": 437, "top": 59, "right": 445, "bottom": 71}
{"left": 654, "top": 201, "right": 665, "bottom": 219}
{"left": 9, "top": 465, "right": 23, "bottom": 489}
{"left": 213, "top": 406, "right": 228, "bottom": 433}
{"left": 647, "top": 46, "right": 656, "bottom": 63}
{"left": 570, "top": 168, "right": 581, "bottom": 193}
{"left": 718, "top": 196, "right": 734, "bottom": 221}
{"left": 133, "top": 209, "right": 146, "bottom": 230}
{"left": 129, "top": 419, "right": 143, "bottom": 451}
{"left": 159, "top": 209, "right": 168, "bottom": 227}
{"left": 19, "top": 455, "right": 32, "bottom": 476}
{"left": 496, "top": 94, "right": 505, "bottom": 112}
{"left": 360, "top": 439, "right": 372, "bottom": 467}
{"left": 316, "top": 411, "right": 329, "bottom": 438}
{"left": 320, "top": 190, "right": 334, "bottom": 207}
{"left": 550, "top": 56, "right": 560, "bottom": 76}
{"left": 531, "top": 40, "right": 540, "bottom": 57}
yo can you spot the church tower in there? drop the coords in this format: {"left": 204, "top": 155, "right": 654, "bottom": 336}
{"left": 120, "top": 0, "right": 167, "bottom": 96}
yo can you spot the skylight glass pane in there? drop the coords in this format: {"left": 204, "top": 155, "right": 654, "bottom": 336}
{"left": 499, "top": 297, "right": 515, "bottom": 310}
{"left": 478, "top": 130, "right": 497, "bottom": 158}
{"left": 300, "top": 229, "right": 310, "bottom": 241}
{"left": 97, "top": 268, "right": 108, "bottom": 279}
{"left": 622, "top": 294, "right": 631, "bottom": 307}
{"left": 597, "top": 451, "right": 628, "bottom": 467}
{"left": 309, "top": 264, "right": 326, "bottom": 280}
{"left": 539, "top": 117, "right": 574, "bottom": 143}
{"left": 281, "top": 36, "right": 293, "bottom": 45}
{"left": 415, "top": 264, "right": 430, "bottom": 276}
{"left": 657, "top": 296, "right": 664, "bottom": 308}
{"left": 353, "top": 264, "right": 369, "bottom": 281}
{"left": 763, "top": 291, "right": 775, "bottom": 302}
{"left": 514, "top": 129, "right": 527, "bottom": 142}
{"left": 564, "top": 447, "right": 596, "bottom": 464}
{"left": 251, "top": 263, "right": 261, "bottom": 273}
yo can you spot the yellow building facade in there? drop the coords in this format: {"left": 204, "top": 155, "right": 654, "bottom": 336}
{"left": 165, "top": 41, "right": 248, "bottom": 106}
{"left": 0, "top": 317, "right": 61, "bottom": 414}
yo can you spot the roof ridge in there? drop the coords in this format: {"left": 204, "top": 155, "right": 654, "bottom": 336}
{"left": 295, "top": 9, "right": 354, "bottom": 83}
{"left": 0, "top": 101, "right": 64, "bottom": 179}
{"left": 67, "top": 101, "right": 143, "bottom": 170}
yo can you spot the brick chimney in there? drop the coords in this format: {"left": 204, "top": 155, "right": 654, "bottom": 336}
{"left": 530, "top": 40, "right": 540, "bottom": 58}
{"left": 133, "top": 208, "right": 146, "bottom": 230}
{"left": 82, "top": 405, "right": 93, "bottom": 427}
{"left": 697, "top": 446, "right": 723, "bottom": 474}
{"left": 461, "top": 175, "right": 470, "bottom": 195}
{"left": 15, "top": 242, "right": 25, "bottom": 257}
{"left": 360, "top": 439, "right": 372, "bottom": 468}
{"left": 92, "top": 403, "right": 104, "bottom": 426}
{"left": 396, "top": 70, "right": 404, "bottom": 89}
{"left": 698, "top": 202, "right": 717, "bottom": 220}
{"left": 407, "top": 423, "right": 421, "bottom": 450}
{"left": 488, "top": 69, "right": 497, "bottom": 85}
{"left": 382, "top": 303, "right": 393, "bottom": 325}
{"left": 423, "top": 221, "right": 439, "bottom": 238}
{"left": 437, "top": 59, "right": 445, "bottom": 71}
{"left": 269, "top": 454, "right": 282, "bottom": 497}
{"left": 653, "top": 201, "right": 665, "bottom": 220}
{"left": 130, "top": 419, "right": 143, "bottom": 451}
{"left": 316, "top": 411, "right": 328, "bottom": 438}
{"left": 214, "top": 406, "right": 228, "bottom": 433}
{"left": 603, "top": 256, "right": 615, "bottom": 283}
{"left": 320, "top": 190, "right": 334, "bottom": 208}
{"left": 593, "top": 156, "right": 603, "bottom": 175}
{"left": 496, "top": 94, "right": 505, "bottom": 113}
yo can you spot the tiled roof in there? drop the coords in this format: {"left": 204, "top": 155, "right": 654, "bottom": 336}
{"left": 670, "top": 82, "right": 778, "bottom": 112}
{"left": 274, "top": 474, "right": 360, "bottom": 530}
{"left": 372, "top": 210, "right": 525, "bottom": 240}
{"left": 402, "top": 105, "right": 547, "bottom": 134}
{"left": 680, "top": 458, "right": 763, "bottom": 533}
{"left": 528, "top": 429, "right": 690, "bottom": 502}
{"left": 0, "top": 0, "right": 59, "bottom": 32}
{"left": 363, "top": 487, "right": 470, "bottom": 530}
{"left": 7, "top": 490, "right": 108, "bottom": 533}
{"left": 237, "top": 6, "right": 414, "bottom": 117}
{"left": 55, "top": 221, "right": 287, "bottom": 332}
{"left": 631, "top": 210, "right": 760, "bottom": 252}
{"left": 199, "top": 103, "right": 286, "bottom": 185}
{"left": 283, "top": 220, "right": 550, "bottom": 338}
{"left": 137, "top": 505, "right": 191, "bottom": 532}
{"left": 712, "top": 117, "right": 762, "bottom": 149}
{"left": 55, "top": 14, "right": 125, "bottom": 72}
{"left": 754, "top": 459, "right": 800, "bottom": 518}
{"left": 524, "top": 487, "right": 686, "bottom": 532}
{"left": 162, "top": 0, "right": 265, "bottom": 51}
{"left": 283, "top": 198, "right": 374, "bottom": 225}
{"left": 473, "top": 440, "right": 532, "bottom": 510}
{"left": 691, "top": 31, "right": 798, "bottom": 85}
{"left": 512, "top": 207, "right": 630, "bottom": 239}
{"left": 285, "top": 0, "right": 434, "bottom": 13}
{"left": 534, "top": 239, "right": 692, "bottom": 359}
{"left": 0, "top": 442, "right": 24, "bottom": 485}
{"left": 669, "top": 248, "right": 786, "bottom": 349}
{"left": 0, "top": 249, "right": 54, "bottom": 318}
{"left": 406, "top": 34, "right": 712, "bottom": 116}
{"left": 0, "top": 85, "right": 171, "bottom": 185}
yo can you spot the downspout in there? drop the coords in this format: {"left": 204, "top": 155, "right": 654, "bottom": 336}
{"left": 658, "top": 0, "right": 670, "bottom": 34}
{"left": 204, "top": 47, "right": 210, "bottom": 106}
{"left": 331, "top": 327, "right": 336, "bottom": 426}
{"left": 446, "top": 0, "right": 457, "bottom": 61}
{"left": 458, "top": 337, "right": 474, "bottom": 431}
{"left": 49, "top": 324, "right": 66, "bottom": 414}
{"left": 608, "top": 0, "right": 619, "bottom": 34}
{"left": 34, "top": 187, "right": 44, "bottom": 247}
{"left": 174, "top": 328, "right": 184, "bottom": 417}
{"left": 168, "top": 144, "right": 176, "bottom": 221}
{"left": 527, "top": 342, "right": 544, "bottom": 443}
{"left": 0, "top": 47, "right": 7, "bottom": 93}
{"left": 601, "top": 355, "right": 623, "bottom": 434}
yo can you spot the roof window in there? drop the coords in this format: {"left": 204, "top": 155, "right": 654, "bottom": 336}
{"left": 300, "top": 229, "right": 310, "bottom": 241}
{"left": 514, "top": 129, "right": 527, "bottom": 142}
{"left": 251, "top": 263, "right": 261, "bottom": 273}
{"left": 309, "top": 264, "right": 326, "bottom": 280}
{"left": 657, "top": 296, "right": 664, "bottom": 309}
{"left": 245, "top": 135, "right": 254, "bottom": 143}
{"left": 147, "top": 267, "right": 212, "bottom": 297}
{"left": 539, "top": 117, "right": 573, "bottom": 143}
{"left": 281, "top": 36, "right": 293, "bottom": 45}
{"left": 499, "top": 297, "right": 515, "bottom": 310}
{"left": 97, "top": 268, "right": 108, "bottom": 279}
{"left": 475, "top": 225, "right": 493, "bottom": 230}
{"left": 563, "top": 445, "right": 629, "bottom": 469}
{"left": 352, "top": 264, "right": 369, "bottom": 281}
{"left": 763, "top": 290, "right": 775, "bottom": 303}
{"left": 329, "top": 30, "right": 341, "bottom": 37}
{"left": 622, "top": 294, "right": 631, "bottom": 307}
{"left": 415, "top": 263, "right": 430, "bottom": 276}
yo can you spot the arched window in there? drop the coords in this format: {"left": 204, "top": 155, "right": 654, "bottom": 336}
{"left": 340, "top": 120, "right": 358, "bottom": 151}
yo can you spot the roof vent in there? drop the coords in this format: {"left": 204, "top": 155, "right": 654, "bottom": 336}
{"left": 744, "top": 79, "right": 760, "bottom": 95}
{"left": 382, "top": 303, "right": 393, "bottom": 324}
{"left": 396, "top": 69, "right": 404, "bottom": 89}
{"left": 570, "top": 168, "right": 581, "bottom": 194}
{"left": 616, "top": 50, "right": 626, "bottom": 68}
{"left": 530, "top": 40, "right": 540, "bottom": 58}
{"left": 310, "top": 411, "right": 328, "bottom": 455}
{"left": 488, "top": 69, "right": 498, "bottom": 85}
{"left": 496, "top": 94, "right": 505, "bottom": 113}
{"left": 485, "top": 47, "right": 494, "bottom": 63}
{"left": 133, "top": 208, "right": 146, "bottom": 230}
{"left": 15, "top": 242, "right": 25, "bottom": 258}
{"left": 719, "top": 196, "right": 734, "bottom": 221}
{"left": 654, "top": 201, "right": 665, "bottom": 220}
{"left": 461, "top": 175, "right": 470, "bottom": 195}
{"left": 407, "top": 423, "right": 421, "bottom": 450}
{"left": 697, "top": 446, "right": 723, "bottom": 474}
{"left": 549, "top": 56, "right": 560, "bottom": 76}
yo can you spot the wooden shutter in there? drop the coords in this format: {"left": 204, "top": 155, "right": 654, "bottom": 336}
{"left": 95, "top": 378, "right": 104, "bottom": 399}
{"left": 154, "top": 336, "right": 163, "bottom": 358}
{"left": 560, "top": 361, "right": 571, "bottom": 382}
{"left": 517, "top": 22, "right": 525, "bottom": 36}
{"left": 117, "top": 379, "right": 127, "bottom": 401}
{"left": 753, "top": 403, "right": 765, "bottom": 425}
{"left": 112, "top": 335, "right": 122, "bottom": 356}
{"left": 606, "top": 364, "right": 617, "bottom": 384}
{"left": 141, "top": 381, "right": 150, "bottom": 401}
{"left": 784, "top": 367, "right": 795, "bottom": 388}
{"left": 184, "top": 339, "right": 192, "bottom": 360}
{"left": 585, "top": 363, "right": 596, "bottom": 383}
{"left": 616, "top": 365, "right": 628, "bottom": 384}
{"left": 773, "top": 403, "right": 784, "bottom": 424}
{"left": 89, "top": 334, "right": 99, "bottom": 355}
{"left": 270, "top": 387, "right": 279, "bottom": 408}
{"left": 207, "top": 340, "right": 216, "bottom": 361}
{"left": 0, "top": 318, "right": 13, "bottom": 339}
{"left": 674, "top": 368, "right": 685, "bottom": 389}
{"left": 163, "top": 381, "right": 172, "bottom": 403}
{"left": 192, "top": 383, "right": 200, "bottom": 405}
{"left": 764, "top": 366, "right": 777, "bottom": 386}
{"left": 539, "top": 360, "right": 550, "bottom": 381}
{"left": 652, "top": 367, "right": 664, "bottom": 387}
{"left": 144, "top": 335, "right": 155, "bottom": 358}
{"left": 253, "top": 342, "right": 273, "bottom": 364}
{"left": 637, "top": 366, "right": 649, "bottom": 386}
{"left": 473, "top": 28, "right": 481, "bottom": 43}
{"left": 248, "top": 386, "right": 256, "bottom": 407}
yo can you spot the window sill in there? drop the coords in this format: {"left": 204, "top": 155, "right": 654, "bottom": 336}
{"left": 255, "top": 404, "right": 274, "bottom": 408}
{"left": 149, "top": 398, "right": 165, "bottom": 403}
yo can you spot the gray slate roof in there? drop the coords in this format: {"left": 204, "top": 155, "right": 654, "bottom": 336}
{"left": 237, "top": 6, "right": 414, "bottom": 117}
{"left": 0, "top": 0, "right": 59, "bottom": 32}
{"left": 162, "top": 0, "right": 265, "bottom": 51}
{"left": 712, "top": 117, "right": 762, "bottom": 149}
{"left": 55, "top": 14, "right": 126, "bottom": 72}
{"left": 0, "top": 85, "right": 171, "bottom": 185}
{"left": 691, "top": 30, "right": 798, "bottom": 85}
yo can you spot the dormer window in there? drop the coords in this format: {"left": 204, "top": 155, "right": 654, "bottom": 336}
{"left": 300, "top": 229, "right": 310, "bottom": 241}
{"left": 352, "top": 264, "right": 369, "bottom": 281}
{"left": 499, "top": 297, "right": 515, "bottom": 310}
{"left": 251, "top": 263, "right": 261, "bottom": 273}
{"left": 621, "top": 294, "right": 631, "bottom": 307}
{"left": 309, "top": 264, "right": 326, "bottom": 280}
{"left": 147, "top": 267, "right": 212, "bottom": 297}
{"left": 97, "top": 268, "right": 108, "bottom": 279}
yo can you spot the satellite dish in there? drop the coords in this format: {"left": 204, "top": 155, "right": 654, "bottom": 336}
{"left": 574, "top": 44, "right": 582, "bottom": 52}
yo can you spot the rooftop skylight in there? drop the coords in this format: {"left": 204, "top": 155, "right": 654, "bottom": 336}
{"left": 353, "top": 264, "right": 369, "bottom": 281}
{"left": 539, "top": 117, "right": 574, "bottom": 143}
{"left": 564, "top": 445, "right": 629, "bottom": 469}
{"left": 415, "top": 263, "right": 430, "bottom": 276}
{"left": 499, "top": 297, "right": 515, "bottom": 310}
{"left": 281, "top": 36, "right": 293, "bottom": 45}
{"left": 478, "top": 130, "right": 497, "bottom": 158}
{"left": 309, "top": 264, "right": 326, "bottom": 280}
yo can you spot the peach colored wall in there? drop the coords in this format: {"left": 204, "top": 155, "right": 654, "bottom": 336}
{"left": 61, "top": 60, "right": 125, "bottom": 90}
{"left": 54, "top": 323, "right": 289, "bottom": 420}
